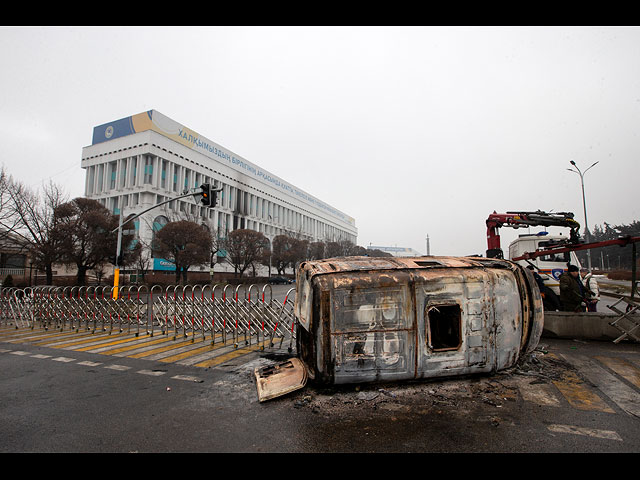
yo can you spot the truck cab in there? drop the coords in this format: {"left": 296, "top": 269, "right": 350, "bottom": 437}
{"left": 508, "top": 233, "right": 581, "bottom": 296}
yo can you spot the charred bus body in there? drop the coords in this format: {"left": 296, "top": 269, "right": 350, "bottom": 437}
{"left": 294, "top": 256, "right": 543, "bottom": 386}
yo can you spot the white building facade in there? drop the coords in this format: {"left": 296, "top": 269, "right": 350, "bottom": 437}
{"left": 81, "top": 110, "right": 357, "bottom": 271}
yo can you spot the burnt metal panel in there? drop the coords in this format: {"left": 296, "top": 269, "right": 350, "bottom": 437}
{"left": 294, "top": 256, "right": 544, "bottom": 385}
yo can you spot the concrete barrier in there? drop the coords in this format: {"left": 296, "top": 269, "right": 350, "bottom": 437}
{"left": 542, "top": 311, "right": 640, "bottom": 342}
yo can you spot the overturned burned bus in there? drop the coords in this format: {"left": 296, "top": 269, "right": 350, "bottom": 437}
{"left": 293, "top": 256, "right": 543, "bottom": 386}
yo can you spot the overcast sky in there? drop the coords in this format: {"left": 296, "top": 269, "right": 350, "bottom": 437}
{"left": 1, "top": 26, "right": 638, "bottom": 257}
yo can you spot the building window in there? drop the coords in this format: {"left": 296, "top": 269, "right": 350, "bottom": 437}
{"left": 109, "top": 162, "right": 117, "bottom": 189}
{"left": 184, "top": 169, "right": 190, "bottom": 191}
{"left": 120, "top": 162, "right": 127, "bottom": 189}
{"left": 144, "top": 157, "right": 153, "bottom": 184}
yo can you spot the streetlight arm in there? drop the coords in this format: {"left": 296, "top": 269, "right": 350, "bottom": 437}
{"left": 568, "top": 159, "right": 598, "bottom": 271}
{"left": 584, "top": 161, "right": 599, "bottom": 173}
{"left": 110, "top": 189, "right": 201, "bottom": 234}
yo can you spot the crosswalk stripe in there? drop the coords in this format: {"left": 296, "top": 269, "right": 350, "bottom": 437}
{"left": 6, "top": 330, "right": 80, "bottom": 343}
{"left": 113, "top": 333, "right": 221, "bottom": 357}
{"left": 548, "top": 424, "right": 623, "bottom": 441}
{"left": 125, "top": 337, "right": 210, "bottom": 359}
{"left": 561, "top": 353, "right": 640, "bottom": 417}
{"left": 105, "top": 364, "right": 130, "bottom": 371}
{"left": 552, "top": 368, "right": 615, "bottom": 413}
{"left": 77, "top": 361, "right": 102, "bottom": 366}
{"left": 514, "top": 378, "right": 561, "bottom": 407}
{"left": 594, "top": 356, "right": 640, "bottom": 389}
{"left": 52, "top": 357, "right": 75, "bottom": 363}
{"left": 194, "top": 341, "right": 269, "bottom": 368}
{"left": 173, "top": 343, "right": 239, "bottom": 366}
{"left": 72, "top": 334, "right": 153, "bottom": 352}
{"left": 138, "top": 369, "right": 166, "bottom": 376}
{"left": 32, "top": 332, "right": 100, "bottom": 346}
{"left": 158, "top": 344, "right": 225, "bottom": 363}
{"left": 171, "top": 338, "right": 264, "bottom": 366}
{"left": 94, "top": 335, "right": 175, "bottom": 355}
{"left": 33, "top": 332, "right": 118, "bottom": 348}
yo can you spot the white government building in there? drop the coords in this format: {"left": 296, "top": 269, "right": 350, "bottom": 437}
{"left": 81, "top": 110, "right": 357, "bottom": 272}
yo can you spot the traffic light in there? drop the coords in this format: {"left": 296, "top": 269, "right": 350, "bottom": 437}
{"left": 200, "top": 183, "right": 212, "bottom": 206}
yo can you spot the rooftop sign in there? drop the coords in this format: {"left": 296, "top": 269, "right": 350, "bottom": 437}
{"left": 92, "top": 110, "right": 355, "bottom": 227}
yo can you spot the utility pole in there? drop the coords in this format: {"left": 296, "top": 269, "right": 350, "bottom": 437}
{"left": 567, "top": 160, "right": 598, "bottom": 271}
{"left": 111, "top": 185, "right": 220, "bottom": 298}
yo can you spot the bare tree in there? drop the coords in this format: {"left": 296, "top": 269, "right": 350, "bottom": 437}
{"left": 308, "top": 241, "right": 326, "bottom": 260}
{"left": 0, "top": 172, "right": 68, "bottom": 284}
{"left": 288, "top": 237, "right": 309, "bottom": 270}
{"left": 225, "top": 229, "right": 267, "bottom": 278}
{"left": 0, "top": 166, "right": 22, "bottom": 243}
{"left": 154, "top": 220, "right": 212, "bottom": 283}
{"left": 130, "top": 238, "right": 151, "bottom": 284}
{"left": 55, "top": 198, "right": 132, "bottom": 285}
{"left": 271, "top": 234, "right": 293, "bottom": 275}
{"left": 324, "top": 239, "right": 363, "bottom": 258}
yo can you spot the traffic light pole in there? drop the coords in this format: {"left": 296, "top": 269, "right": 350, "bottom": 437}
{"left": 111, "top": 187, "right": 215, "bottom": 298}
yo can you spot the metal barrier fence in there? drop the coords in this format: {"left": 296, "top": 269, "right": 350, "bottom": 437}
{"left": 0, "top": 284, "right": 298, "bottom": 352}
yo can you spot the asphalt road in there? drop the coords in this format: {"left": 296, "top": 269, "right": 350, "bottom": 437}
{"left": 1, "top": 329, "right": 639, "bottom": 453}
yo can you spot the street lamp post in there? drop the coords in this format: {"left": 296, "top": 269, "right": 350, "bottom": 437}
{"left": 267, "top": 215, "right": 279, "bottom": 278}
{"left": 265, "top": 235, "right": 273, "bottom": 278}
{"left": 567, "top": 159, "right": 599, "bottom": 271}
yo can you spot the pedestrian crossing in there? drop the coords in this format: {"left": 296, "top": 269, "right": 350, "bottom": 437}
{"left": 0, "top": 324, "right": 272, "bottom": 369}
{"left": 501, "top": 351, "right": 640, "bottom": 418}
{"left": 2, "top": 325, "right": 640, "bottom": 420}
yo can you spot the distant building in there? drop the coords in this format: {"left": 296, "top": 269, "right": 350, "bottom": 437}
{"left": 81, "top": 110, "right": 357, "bottom": 272}
{"left": 0, "top": 229, "right": 76, "bottom": 286}
{"left": 0, "top": 230, "right": 30, "bottom": 281}
{"left": 367, "top": 245, "right": 422, "bottom": 257}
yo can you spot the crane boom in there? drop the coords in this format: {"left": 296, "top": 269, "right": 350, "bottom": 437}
{"left": 512, "top": 235, "right": 640, "bottom": 261}
{"left": 486, "top": 210, "right": 581, "bottom": 258}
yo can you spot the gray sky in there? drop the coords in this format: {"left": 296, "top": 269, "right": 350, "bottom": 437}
{"left": 1, "top": 26, "right": 639, "bottom": 257}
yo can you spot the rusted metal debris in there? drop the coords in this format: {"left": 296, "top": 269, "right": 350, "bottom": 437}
{"left": 256, "top": 256, "right": 543, "bottom": 401}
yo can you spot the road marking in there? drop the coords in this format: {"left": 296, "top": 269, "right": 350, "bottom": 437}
{"left": 126, "top": 337, "right": 211, "bottom": 360}
{"left": 104, "top": 364, "right": 131, "bottom": 371}
{"left": 194, "top": 341, "right": 269, "bottom": 368}
{"left": 138, "top": 369, "right": 166, "bottom": 376}
{"left": 595, "top": 356, "right": 640, "bottom": 389}
{"left": 548, "top": 424, "right": 623, "bottom": 441}
{"left": 10, "top": 350, "right": 31, "bottom": 356}
{"left": 157, "top": 344, "right": 224, "bottom": 364}
{"left": 69, "top": 334, "right": 144, "bottom": 352}
{"left": 77, "top": 361, "right": 102, "bottom": 367}
{"left": 561, "top": 353, "right": 640, "bottom": 417}
{"left": 9, "top": 330, "right": 95, "bottom": 344}
{"left": 31, "top": 354, "right": 52, "bottom": 359}
{"left": 3, "top": 330, "right": 70, "bottom": 342}
{"left": 552, "top": 369, "right": 615, "bottom": 413}
{"left": 93, "top": 335, "right": 174, "bottom": 355}
{"left": 52, "top": 357, "right": 76, "bottom": 363}
{"left": 516, "top": 379, "right": 561, "bottom": 407}
{"left": 31, "top": 331, "right": 97, "bottom": 346}
{"left": 35, "top": 333, "right": 117, "bottom": 348}
{"left": 171, "top": 375, "right": 203, "bottom": 382}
